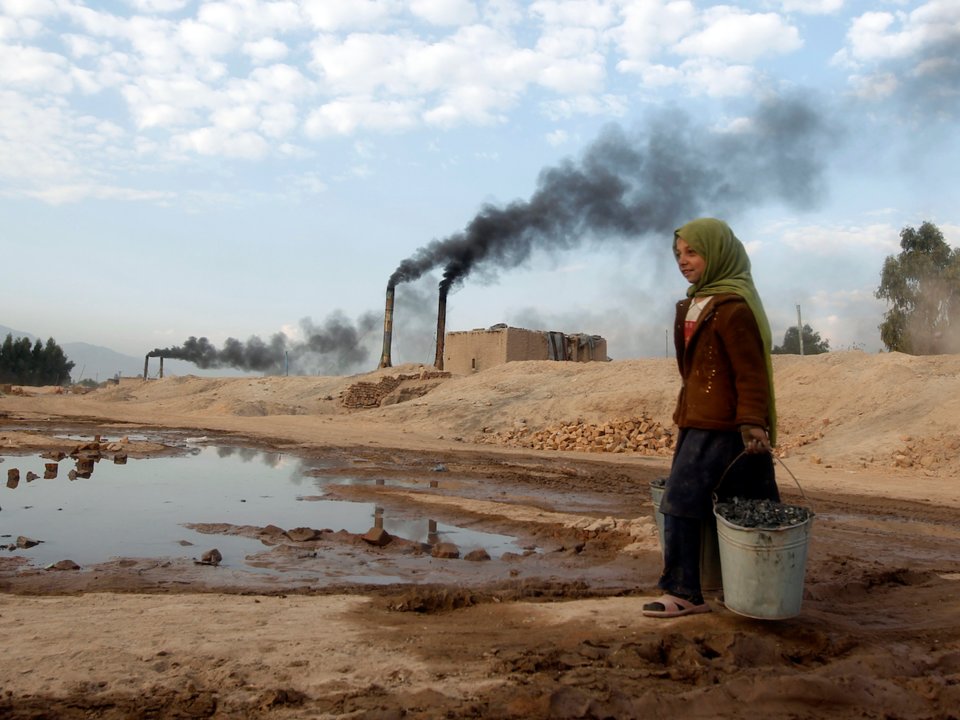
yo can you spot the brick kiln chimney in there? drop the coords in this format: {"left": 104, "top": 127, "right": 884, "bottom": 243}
{"left": 433, "top": 285, "right": 447, "bottom": 370}
{"left": 378, "top": 284, "right": 395, "bottom": 368}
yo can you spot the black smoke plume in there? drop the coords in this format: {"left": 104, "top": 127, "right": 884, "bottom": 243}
{"left": 389, "top": 94, "right": 836, "bottom": 295}
{"left": 149, "top": 312, "right": 379, "bottom": 375}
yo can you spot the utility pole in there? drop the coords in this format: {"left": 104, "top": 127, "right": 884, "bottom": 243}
{"left": 796, "top": 304, "right": 804, "bottom": 356}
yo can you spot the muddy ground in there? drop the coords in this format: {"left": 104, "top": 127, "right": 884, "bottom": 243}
{"left": 1, "top": 356, "right": 959, "bottom": 719}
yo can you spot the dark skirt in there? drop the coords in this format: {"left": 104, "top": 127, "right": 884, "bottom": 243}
{"left": 660, "top": 427, "right": 780, "bottom": 520}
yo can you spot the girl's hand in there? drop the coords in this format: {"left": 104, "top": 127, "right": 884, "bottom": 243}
{"left": 741, "top": 426, "right": 771, "bottom": 454}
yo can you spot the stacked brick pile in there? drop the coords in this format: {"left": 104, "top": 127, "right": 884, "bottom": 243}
{"left": 479, "top": 415, "right": 675, "bottom": 456}
{"left": 340, "top": 371, "right": 451, "bottom": 409}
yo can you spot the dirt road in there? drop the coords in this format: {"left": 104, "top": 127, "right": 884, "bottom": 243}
{"left": 2, "top": 355, "right": 959, "bottom": 718}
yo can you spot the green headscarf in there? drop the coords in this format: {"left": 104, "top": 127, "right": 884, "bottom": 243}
{"left": 674, "top": 217, "right": 777, "bottom": 444}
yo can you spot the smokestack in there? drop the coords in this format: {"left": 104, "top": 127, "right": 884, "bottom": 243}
{"left": 434, "top": 285, "right": 447, "bottom": 370}
{"left": 378, "top": 284, "right": 395, "bottom": 368}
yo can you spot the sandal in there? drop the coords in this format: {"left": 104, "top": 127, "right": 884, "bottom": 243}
{"left": 642, "top": 593, "right": 711, "bottom": 618}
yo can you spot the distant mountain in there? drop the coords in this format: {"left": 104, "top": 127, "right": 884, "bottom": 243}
{"left": 0, "top": 324, "right": 251, "bottom": 382}
{"left": 59, "top": 341, "right": 146, "bottom": 382}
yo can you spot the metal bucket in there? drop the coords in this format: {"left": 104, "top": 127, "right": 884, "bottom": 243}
{"left": 714, "top": 511, "right": 813, "bottom": 619}
{"left": 650, "top": 480, "right": 723, "bottom": 592}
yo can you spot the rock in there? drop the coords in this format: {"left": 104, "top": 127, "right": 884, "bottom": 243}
{"left": 361, "top": 527, "right": 392, "bottom": 547}
{"left": 47, "top": 559, "right": 81, "bottom": 571}
{"left": 199, "top": 548, "right": 222, "bottom": 565}
{"left": 285, "top": 527, "right": 321, "bottom": 542}
{"left": 431, "top": 542, "right": 460, "bottom": 559}
{"left": 16, "top": 536, "right": 42, "bottom": 548}
{"left": 464, "top": 548, "right": 491, "bottom": 561}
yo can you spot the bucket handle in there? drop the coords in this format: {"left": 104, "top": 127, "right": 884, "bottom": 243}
{"left": 774, "top": 455, "right": 807, "bottom": 501}
{"left": 713, "top": 451, "right": 808, "bottom": 503}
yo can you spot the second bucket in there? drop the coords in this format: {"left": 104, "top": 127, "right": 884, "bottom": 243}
{"left": 650, "top": 479, "right": 723, "bottom": 592}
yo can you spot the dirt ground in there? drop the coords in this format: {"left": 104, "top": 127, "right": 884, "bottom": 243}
{"left": 1, "top": 352, "right": 959, "bottom": 719}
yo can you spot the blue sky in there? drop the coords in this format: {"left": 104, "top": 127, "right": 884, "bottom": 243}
{"left": 2, "top": 0, "right": 958, "bottom": 374}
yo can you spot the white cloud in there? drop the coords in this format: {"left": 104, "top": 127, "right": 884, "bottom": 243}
{"left": 847, "top": 71, "right": 898, "bottom": 100}
{"left": 546, "top": 128, "right": 569, "bottom": 145}
{"left": 243, "top": 37, "right": 289, "bottom": 64}
{"left": 0, "top": 92, "right": 82, "bottom": 185}
{"left": 673, "top": 7, "right": 803, "bottom": 64}
{"left": 23, "top": 183, "right": 174, "bottom": 205}
{"left": 172, "top": 126, "right": 270, "bottom": 158}
{"left": 177, "top": 18, "right": 236, "bottom": 58}
{"left": 843, "top": 1, "right": 960, "bottom": 63}
{"left": 0, "top": 14, "right": 44, "bottom": 39}
{"left": 779, "top": 223, "right": 900, "bottom": 254}
{"left": 530, "top": 0, "right": 617, "bottom": 28}
{"left": 260, "top": 102, "right": 298, "bottom": 138}
{"left": 127, "top": 0, "right": 190, "bottom": 12}
{"left": 210, "top": 104, "right": 259, "bottom": 132}
{"left": 611, "top": 0, "right": 697, "bottom": 67}
{"left": 481, "top": 0, "right": 524, "bottom": 28}
{"left": 61, "top": 32, "right": 111, "bottom": 58}
{"left": 540, "top": 92, "right": 626, "bottom": 119}
{"left": 536, "top": 25, "right": 601, "bottom": 56}
{"left": 410, "top": 0, "right": 478, "bottom": 26}
{"left": 304, "top": 96, "right": 421, "bottom": 136}
{"left": 0, "top": 0, "right": 58, "bottom": 18}
{"left": 307, "top": 23, "right": 606, "bottom": 127}
{"left": 836, "top": 1, "right": 960, "bottom": 115}
{"left": 227, "top": 64, "right": 314, "bottom": 104}
{"left": 780, "top": 0, "right": 845, "bottom": 14}
{"left": 538, "top": 53, "right": 605, "bottom": 93}
{"left": 122, "top": 75, "right": 213, "bottom": 129}
{"left": 291, "top": 172, "right": 328, "bottom": 195}
{"left": 425, "top": 84, "right": 514, "bottom": 126}
{"left": 0, "top": 43, "right": 73, "bottom": 91}
{"left": 310, "top": 32, "right": 417, "bottom": 94}
{"left": 301, "top": 0, "right": 398, "bottom": 31}
{"left": 640, "top": 58, "right": 757, "bottom": 96}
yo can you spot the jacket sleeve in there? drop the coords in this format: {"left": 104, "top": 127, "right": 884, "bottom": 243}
{"left": 718, "top": 301, "right": 770, "bottom": 429}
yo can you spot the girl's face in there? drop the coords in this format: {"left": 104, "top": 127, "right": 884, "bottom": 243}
{"left": 675, "top": 237, "right": 706, "bottom": 284}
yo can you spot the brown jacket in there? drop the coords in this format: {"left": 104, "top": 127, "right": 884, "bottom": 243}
{"left": 672, "top": 293, "right": 771, "bottom": 433}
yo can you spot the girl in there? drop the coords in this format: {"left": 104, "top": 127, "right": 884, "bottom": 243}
{"left": 643, "top": 218, "right": 781, "bottom": 618}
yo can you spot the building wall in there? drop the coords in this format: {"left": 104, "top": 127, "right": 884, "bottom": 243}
{"left": 443, "top": 328, "right": 509, "bottom": 375}
{"left": 505, "top": 327, "right": 549, "bottom": 363}
{"left": 566, "top": 334, "right": 607, "bottom": 362}
{"left": 444, "top": 326, "right": 606, "bottom": 375}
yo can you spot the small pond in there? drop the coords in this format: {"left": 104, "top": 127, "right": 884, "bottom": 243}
{"left": 1, "top": 438, "right": 524, "bottom": 572}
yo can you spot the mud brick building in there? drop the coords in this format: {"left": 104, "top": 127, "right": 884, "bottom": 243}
{"left": 443, "top": 325, "right": 608, "bottom": 375}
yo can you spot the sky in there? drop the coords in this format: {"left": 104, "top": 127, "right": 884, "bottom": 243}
{"left": 2, "top": 0, "right": 959, "bottom": 376}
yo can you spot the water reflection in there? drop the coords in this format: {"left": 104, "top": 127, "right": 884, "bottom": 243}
{"left": 1, "top": 442, "right": 524, "bottom": 571}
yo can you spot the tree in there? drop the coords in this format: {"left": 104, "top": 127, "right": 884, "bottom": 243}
{"left": 876, "top": 221, "right": 960, "bottom": 354}
{"left": 772, "top": 324, "right": 830, "bottom": 354}
{"left": 0, "top": 334, "right": 75, "bottom": 385}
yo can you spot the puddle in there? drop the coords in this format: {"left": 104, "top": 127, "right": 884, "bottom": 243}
{"left": 1, "top": 443, "right": 526, "bottom": 572}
